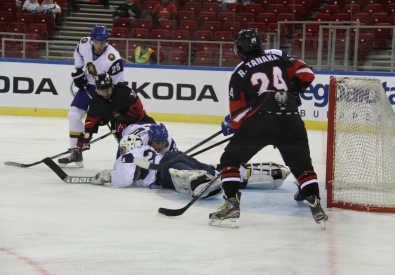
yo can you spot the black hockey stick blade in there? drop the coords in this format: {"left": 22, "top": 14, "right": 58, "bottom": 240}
{"left": 134, "top": 130, "right": 223, "bottom": 170}
{"left": 4, "top": 131, "right": 113, "bottom": 168}
{"left": 43, "top": 158, "right": 94, "bottom": 184}
{"left": 158, "top": 174, "right": 221, "bottom": 217}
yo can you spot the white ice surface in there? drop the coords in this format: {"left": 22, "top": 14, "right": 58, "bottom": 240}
{"left": 1, "top": 116, "right": 395, "bottom": 275}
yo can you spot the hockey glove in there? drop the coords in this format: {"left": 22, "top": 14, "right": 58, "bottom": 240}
{"left": 221, "top": 114, "right": 234, "bottom": 136}
{"left": 76, "top": 133, "right": 92, "bottom": 151}
{"left": 71, "top": 68, "right": 87, "bottom": 90}
{"left": 91, "top": 169, "right": 112, "bottom": 186}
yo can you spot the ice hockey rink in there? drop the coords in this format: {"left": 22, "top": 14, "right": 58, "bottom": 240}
{"left": 1, "top": 115, "right": 395, "bottom": 275}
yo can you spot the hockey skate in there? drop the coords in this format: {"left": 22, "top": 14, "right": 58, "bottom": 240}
{"left": 208, "top": 192, "right": 241, "bottom": 228}
{"left": 58, "top": 149, "right": 83, "bottom": 168}
{"left": 306, "top": 195, "right": 328, "bottom": 229}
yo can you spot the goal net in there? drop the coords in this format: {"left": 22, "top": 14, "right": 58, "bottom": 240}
{"left": 326, "top": 76, "right": 395, "bottom": 212}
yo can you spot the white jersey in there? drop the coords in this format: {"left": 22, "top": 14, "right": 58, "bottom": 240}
{"left": 74, "top": 37, "right": 124, "bottom": 86}
{"left": 41, "top": 3, "right": 60, "bottom": 19}
{"left": 23, "top": 1, "right": 39, "bottom": 11}
{"left": 122, "top": 123, "right": 178, "bottom": 155}
{"left": 111, "top": 145, "right": 163, "bottom": 188}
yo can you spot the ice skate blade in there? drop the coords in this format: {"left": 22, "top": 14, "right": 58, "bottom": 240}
{"left": 58, "top": 162, "right": 84, "bottom": 168}
{"left": 208, "top": 218, "right": 239, "bottom": 228}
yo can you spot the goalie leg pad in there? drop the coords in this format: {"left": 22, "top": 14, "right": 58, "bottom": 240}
{"left": 91, "top": 169, "right": 112, "bottom": 187}
{"left": 169, "top": 168, "right": 222, "bottom": 199}
{"left": 244, "top": 163, "right": 291, "bottom": 190}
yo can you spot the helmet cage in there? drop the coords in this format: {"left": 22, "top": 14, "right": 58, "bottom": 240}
{"left": 120, "top": 134, "right": 143, "bottom": 154}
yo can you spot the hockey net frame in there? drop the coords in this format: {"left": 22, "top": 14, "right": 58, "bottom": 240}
{"left": 326, "top": 76, "right": 395, "bottom": 212}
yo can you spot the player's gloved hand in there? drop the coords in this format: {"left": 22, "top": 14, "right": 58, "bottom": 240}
{"left": 221, "top": 114, "right": 234, "bottom": 136}
{"left": 76, "top": 133, "right": 92, "bottom": 151}
{"left": 116, "top": 123, "right": 127, "bottom": 133}
{"left": 92, "top": 169, "right": 112, "bottom": 186}
{"left": 71, "top": 68, "right": 87, "bottom": 90}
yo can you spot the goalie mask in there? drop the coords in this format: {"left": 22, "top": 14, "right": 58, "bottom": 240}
{"left": 234, "top": 28, "right": 262, "bottom": 59}
{"left": 119, "top": 134, "right": 143, "bottom": 155}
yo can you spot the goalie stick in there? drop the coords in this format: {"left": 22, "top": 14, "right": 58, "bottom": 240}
{"left": 134, "top": 130, "right": 223, "bottom": 170}
{"left": 158, "top": 174, "right": 222, "bottom": 217}
{"left": 4, "top": 131, "right": 114, "bottom": 168}
{"left": 43, "top": 157, "right": 94, "bottom": 183}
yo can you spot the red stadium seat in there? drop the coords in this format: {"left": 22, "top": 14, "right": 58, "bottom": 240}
{"left": 172, "top": 29, "right": 190, "bottom": 52}
{"left": 178, "top": 20, "right": 197, "bottom": 38}
{"left": 277, "top": 13, "right": 295, "bottom": 35}
{"left": 203, "top": 20, "right": 221, "bottom": 36}
{"left": 14, "top": 13, "right": 33, "bottom": 25}
{"left": 150, "top": 28, "right": 171, "bottom": 52}
{"left": 351, "top": 12, "right": 369, "bottom": 24}
{"left": 202, "top": 3, "right": 220, "bottom": 15}
{"left": 356, "top": 33, "right": 374, "bottom": 56}
{"left": 331, "top": 13, "right": 349, "bottom": 21}
{"left": 248, "top": 22, "right": 266, "bottom": 33}
{"left": 319, "top": 4, "right": 339, "bottom": 17}
{"left": 183, "top": 2, "right": 202, "bottom": 18}
{"left": 178, "top": 10, "right": 195, "bottom": 21}
{"left": 113, "top": 18, "right": 133, "bottom": 32}
{"left": 27, "top": 23, "right": 48, "bottom": 39}
{"left": 313, "top": 13, "right": 331, "bottom": 22}
{"left": 35, "top": 13, "right": 54, "bottom": 36}
{"left": 368, "top": 12, "right": 388, "bottom": 25}
{"left": 0, "top": 10, "right": 12, "bottom": 26}
{"left": 244, "top": 4, "right": 261, "bottom": 20}
{"left": 134, "top": 18, "right": 152, "bottom": 32}
{"left": 197, "top": 11, "right": 215, "bottom": 29}
{"left": 236, "top": 12, "right": 255, "bottom": 29}
{"left": 5, "top": 21, "right": 26, "bottom": 33}
{"left": 214, "top": 51, "right": 239, "bottom": 67}
{"left": 222, "top": 21, "right": 241, "bottom": 39}
{"left": 267, "top": 4, "right": 285, "bottom": 20}
{"left": 193, "top": 30, "right": 214, "bottom": 52}
{"left": 257, "top": 13, "right": 276, "bottom": 26}
{"left": 217, "top": 12, "right": 235, "bottom": 25}
{"left": 192, "top": 51, "right": 213, "bottom": 66}
{"left": 362, "top": 3, "right": 382, "bottom": 17}
{"left": 371, "top": 23, "right": 392, "bottom": 48}
{"left": 111, "top": 27, "right": 130, "bottom": 38}
{"left": 159, "top": 19, "right": 177, "bottom": 34}
{"left": 167, "top": 50, "right": 187, "bottom": 65}
{"left": 285, "top": 4, "right": 304, "bottom": 21}
{"left": 225, "top": 3, "right": 243, "bottom": 15}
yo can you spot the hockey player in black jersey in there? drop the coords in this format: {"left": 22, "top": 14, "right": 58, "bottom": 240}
{"left": 209, "top": 29, "right": 328, "bottom": 228}
{"left": 75, "top": 73, "right": 155, "bottom": 155}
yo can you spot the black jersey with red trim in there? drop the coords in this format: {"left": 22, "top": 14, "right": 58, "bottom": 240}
{"left": 228, "top": 49, "right": 315, "bottom": 130}
{"left": 84, "top": 83, "right": 147, "bottom": 134}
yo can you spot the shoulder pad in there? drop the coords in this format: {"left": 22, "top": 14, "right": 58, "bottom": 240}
{"left": 81, "top": 37, "right": 89, "bottom": 44}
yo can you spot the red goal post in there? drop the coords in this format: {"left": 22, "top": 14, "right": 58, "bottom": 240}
{"left": 326, "top": 76, "right": 395, "bottom": 212}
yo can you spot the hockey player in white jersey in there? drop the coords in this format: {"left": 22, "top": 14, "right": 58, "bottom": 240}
{"left": 59, "top": 25, "right": 124, "bottom": 168}
{"left": 92, "top": 134, "right": 290, "bottom": 200}
{"left": 121, "top": 123, "right": 178, "bottom": 156}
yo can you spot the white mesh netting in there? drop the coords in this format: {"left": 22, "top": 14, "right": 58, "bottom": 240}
{"left": 332, "top": 77, "right": 395, "bottom": 209}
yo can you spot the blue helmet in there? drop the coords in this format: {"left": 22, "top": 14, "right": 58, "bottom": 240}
{"left": 91, "top": 25, "right": 109, "bottom": 41}
{"left": 148, "top": 123, "right": 168, "bottom": 142}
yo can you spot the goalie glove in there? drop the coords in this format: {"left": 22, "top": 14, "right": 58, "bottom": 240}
{"left": 71, "top": 68, "right": 88, "bottom": 90}
{"left": 76, "top": 133, "right": 92, "bottom": 151}
{"left": 92, "top": 170, "right": 112, "bottom": 186}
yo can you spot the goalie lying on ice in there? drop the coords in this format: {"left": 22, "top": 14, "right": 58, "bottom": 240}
{"left": 91, "top": 134, "right": 290, "bottom": 199}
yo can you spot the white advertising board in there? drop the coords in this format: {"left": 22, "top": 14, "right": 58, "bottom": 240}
{"left": 1, "top": 60, "right": 395, "bottom": 129}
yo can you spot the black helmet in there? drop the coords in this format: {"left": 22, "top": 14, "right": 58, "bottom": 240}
{"left": 234, "top": 28, "right": 262, "bottom": 58}
{"left": 95, "top": 73, "right": 113, "bottom": 92}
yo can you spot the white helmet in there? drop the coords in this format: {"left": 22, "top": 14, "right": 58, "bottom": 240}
{"left": 119, "top": 134, "right": 143, "bottom": 155}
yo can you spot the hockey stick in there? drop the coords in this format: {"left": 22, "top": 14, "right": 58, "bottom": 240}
{"left": 158, "top": 174, "right": 221, "bottom": 217}
{"left": 43, "top": 157, "right": 94, "bottom": 183}
{"left": 4, "top": 131, "right": 113, "bottom": 168}
{"left": 134, "top": 130, "right": 223, "bottom": 170}
{"left": 190, "top": 137, "right": 231, "bottom": 157}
